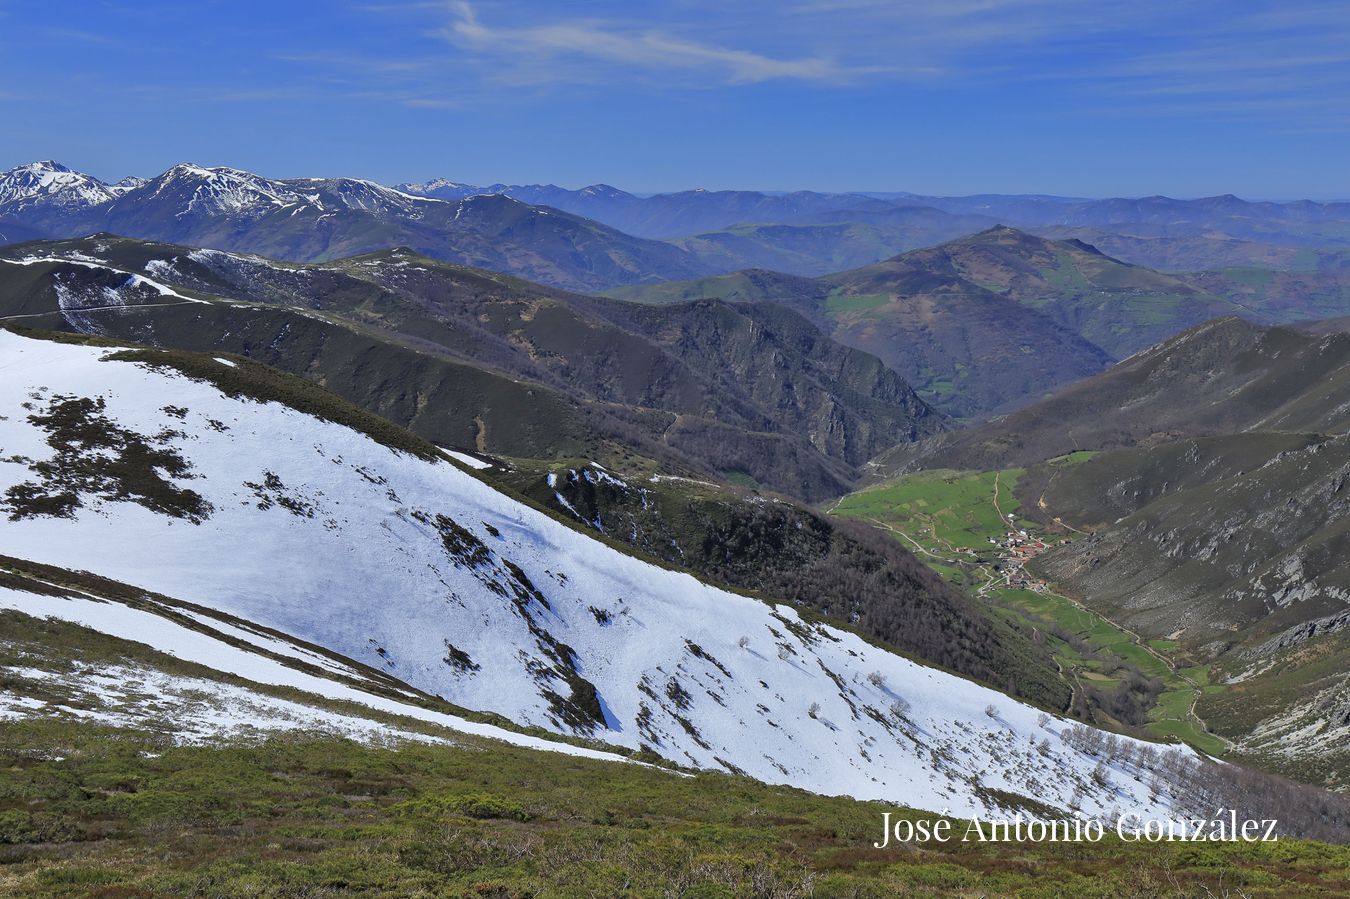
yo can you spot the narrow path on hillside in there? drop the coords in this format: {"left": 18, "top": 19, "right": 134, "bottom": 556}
{"left": 1034, "top": 469, "right": 1091, "bottom": 536}
{"left": 1034, "top": 625, "right": 1079, "bottom": 715}
{"left": 992, "top": 470, "right": 1008, "bottom": 522}
{"left": 866, "top": 517, "right": 959, "bottom": 564}
{"left": 659, "top": 413, "right": 684, "bottom": 445}
{"left": 0, "top": 300, "right": 204, "bottom": 321}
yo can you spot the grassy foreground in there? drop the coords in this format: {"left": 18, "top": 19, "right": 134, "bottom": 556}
{"left": 2, "top": 721, "right": 1348, "bottom": 898}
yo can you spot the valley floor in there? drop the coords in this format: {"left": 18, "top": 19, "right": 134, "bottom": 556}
{"left": 831, "top": 466, "right": 1227, "bottom": 756}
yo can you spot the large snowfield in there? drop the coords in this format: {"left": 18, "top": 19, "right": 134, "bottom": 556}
{"left": 0, "top": 330, "right": 1203, "bottom": 821}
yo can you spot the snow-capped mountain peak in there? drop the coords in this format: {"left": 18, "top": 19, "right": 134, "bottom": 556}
{"left": 111, "top": 175, "right": 147, "bottom": 195}
{"left": 400, "top": 177, "right": 471, "bottom": 193}
{"left": 23, "top": 160, "right": 71, "bottom": 173}
{"left": 293, "top": 176, "right": 435, "bottom": 215}
{"left": 140, "top": 163, "right": 298, "bottom": 217}
{"left": 0, "top": 160, "right": 118, "bottom": 212}
{"left": 395, "top": 177, "right": 488, "bottom": 201}
{"left": 116, "top": 165, "right": 443, "bottom": 221}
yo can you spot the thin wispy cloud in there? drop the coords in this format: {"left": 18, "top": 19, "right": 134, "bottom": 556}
{"left": 439, "top": 1, "right": 889, "bottom": 85}
{"left": 1068, "top": 5, "right": 1350, "bottom": 129}
{"left": 10, "top": 0, "right": 1347, "bottom": 131}
{"left": 333, "top": 0, "right": 1345, "bottom": 131}
{"left": 382, "top": 2, "right": 1339, "bottom": 101}
{"left": 36, "top": 28, "right": 110, "bottom": 44}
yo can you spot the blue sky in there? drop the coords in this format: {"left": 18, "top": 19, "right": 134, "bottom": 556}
{"left": 2, "top": 1, "right": 1347, "bottom": 198}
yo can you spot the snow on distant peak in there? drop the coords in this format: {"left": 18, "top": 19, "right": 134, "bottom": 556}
{"left": 127, "top": 165, "right": 442, "bottom": 220}
{"left": 399, "top": 177, "right": 473, "bottom": 193}
{"left": 0, "top": 161, "right": 117, "bottom": 211}
{"left": 304, "top": 177, "right": 434, "bottom": 213}
{"left": 412, "top": 178, "right": 457, "bottom": 191}
{"left": 395, "top": 178, "right": 490, "bottom": 202}
{"left": 110, "top": 175, "right": 147, "bottom": 195}
{"left": 150, "top": 163, "right": 297, "bottom": 217}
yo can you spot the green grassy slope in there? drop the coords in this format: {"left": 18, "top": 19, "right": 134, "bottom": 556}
{"left": 830, "top": 469, "right": 1226, "bottom": 755}
{"left": 2, "top": 610, "right": 1347, "bottom": 897}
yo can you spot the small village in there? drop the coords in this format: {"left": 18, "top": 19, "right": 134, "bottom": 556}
{"left": 989, "top": 512, "right": 1058, "bottom": 592}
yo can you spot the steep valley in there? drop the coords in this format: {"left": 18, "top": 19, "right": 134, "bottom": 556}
{"left": 853, "top": 317, "right": 1350, "bottom": 790}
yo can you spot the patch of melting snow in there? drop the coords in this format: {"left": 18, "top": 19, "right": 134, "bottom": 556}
{"left": 442, "top": 447, "right": 491, "bottom": 470}
{"left": 4, "top": 256, "right": 210, "bottom": 305}
{"left": 583, "top": 465, "right": 627, "bottom": 489}
{"left": 0, "top": 662, "right": 448, "bottom": 746}
{"left": 650, "top": 474, "right": 720, "bottom": 488}
{"left": 0, "top": 583, "right": 639, "bottom": 766}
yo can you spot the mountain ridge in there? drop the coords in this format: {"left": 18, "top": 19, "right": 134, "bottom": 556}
{"left": 0, "top": 236, "right": 943, "bottom": 500}
{"left": 610, "top": 227, "right": 1249, "bottom": 418}
{"left": 875, "top": 315, "right": 1350, "bottom": 475}
{"left": 0, "top": 162, "right": 726, "bottom": 293}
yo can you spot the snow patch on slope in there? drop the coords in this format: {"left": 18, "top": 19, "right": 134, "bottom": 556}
{"left": 0, "top": 585, "right": 637, "bottom": 764}
{"left": 0, "top": 658, "right": 449, "bottom": 747}
{"left": 442, "top": 448, "right": 493, "bottom": 470}
{"left": 2, "top": 255, "right": 208, "bottom": 304}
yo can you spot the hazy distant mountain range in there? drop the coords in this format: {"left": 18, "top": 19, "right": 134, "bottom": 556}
{"left": 9, "top": 161, "right": 1350, "bottom": 294}
{"left": 8, "top": 160, "right": 1350, "bottom": 423}
{"left": 399, "top": 176, "right": 1350, "bottom": 246}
